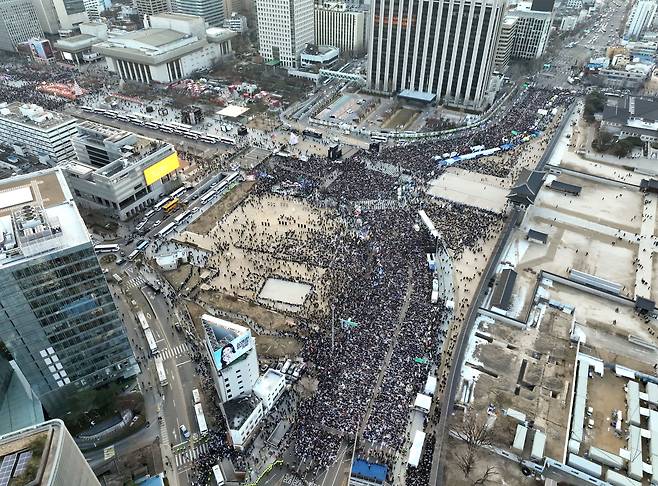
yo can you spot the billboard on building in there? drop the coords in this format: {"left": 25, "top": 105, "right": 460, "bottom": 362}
{"left": 202, "top": 314, "right": 253, "bottom": 370}
{"left": 143, "top": 152, "right": 180, "bottom": 185}
{"left": 29, "top": 39, "right": 54, "bottom": 62}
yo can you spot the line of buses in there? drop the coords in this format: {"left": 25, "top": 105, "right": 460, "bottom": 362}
{"left": 80, "top": 106, "right": 237, "bottom": 146}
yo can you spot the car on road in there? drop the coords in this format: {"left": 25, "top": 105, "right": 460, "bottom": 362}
{"left": 153, "top": 220, "right": 162, "bottom": 227}
{"left": 191, "top": 206, "right": 201, "bottom": 213}
{"left": 180, "top": 424, "right": 190, "bottom": 440}
{"left": 115, "top": 257, "right": 126, "bottom": 265}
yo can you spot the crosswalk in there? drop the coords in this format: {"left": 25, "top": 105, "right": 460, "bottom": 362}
{"left": 159, "top": 342, "right": 190, "bottom": 361}
{"left": 125, "top": 275, "right": 146, "bottom": 290}
{"left": 174, "top": 442, "right": 210, "bottom": 467}
{"left": 159, "top": 420, "right": 170, "bottom": 449}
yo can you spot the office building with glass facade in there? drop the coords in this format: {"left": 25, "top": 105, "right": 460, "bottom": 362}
{"left": 0, "top": 169, "right": 137, "bottom": 414}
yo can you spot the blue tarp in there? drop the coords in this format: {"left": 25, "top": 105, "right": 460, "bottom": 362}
{"left": 352, "top": 459, "right": 388, "bottom": 483}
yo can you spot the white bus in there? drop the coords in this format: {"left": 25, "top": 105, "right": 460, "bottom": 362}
{"left": 220, "top": 137, "right": 236, "bottom": 146}
{"left": 94, "top": 244, "right": 120, "bottom": 253}
{"left": 144, "top": 328, "right": 159, "bottom": 355}
{"left": 200, "top": 190, "right": 217, "bottom": 205}
{"left": 192, "top": 388, "right": 201, "bottom": 404}
{"left": 128, "top": 249, "right": 141, "bottom": 261}
{"left": 195, "top": 403, "right": 208, "bottom": 436}
{"left": 174, "top": 210, "right": 191, "bottom": 225}
{"left": 155, "top": 357, "right": 168, "bottom": 386}
{"left": 154, "top": 197, "right": 172, "bottom": 211}
{"left": 157, "top": 222, "right": 177, "bottom": 238}
{"left": 137, "top": 311, "right": 150, "bottom": 331}
{"left": 212, "top": 465, "right": 225, "bottom": 486}
{"left": 170, "top": 187, "right": 187, "bottom": 199}
{"left": 371, "top": 133, "right": 389, "bottom": 142}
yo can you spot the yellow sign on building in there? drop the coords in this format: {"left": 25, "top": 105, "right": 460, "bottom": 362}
{"left": 143, "top": 152, "right": 180, "bottom": 186}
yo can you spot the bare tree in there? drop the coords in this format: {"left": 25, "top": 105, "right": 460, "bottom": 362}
{"left": 454, "top": 413, "right": 494, "bottom": 478}
{"left": 472, "top": 465, "right": 499, "bottom": 485}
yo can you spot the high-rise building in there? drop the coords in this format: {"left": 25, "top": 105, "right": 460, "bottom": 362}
{"left": 495, "top": 16, "right": 517, "bottom": 71}
{"left": 0, "top": 354, "right": 44, "bottom": 435}
{"left": 256, "top": 0, "right": 314, "bottom": 67}
{"left": 0, "top": 419, "right": 101, "bottom": 486}
{"left": 134, "top": 0, "right": 171, "bottom": 17}
{"left": 367, "top": 0, "right": 506, "bottom": 111}
{"left": 31, "top": 0, "right": 90, "bottom": 36}
{"left": 507, "top": 1, "right": 554, "bottom": 59}
{"left": 626, "top": 0, "right": 657, "bottom": 40}
{"left": 203, "top": 314, "right": 260, "bottom": 403}
{"left": 0, "top": 169, "right": 137, "bottom": 414}
{"left": 63, "top": 121, "right": 181, "bottom": 220}
{"left": 314, "top": 2, "right": 365, "bottom": 56}
{"left": 174, "top": 0, "right": 224, "bottom": 26}
{"left": 0, "top": 103, "right": 78, "bottom": 165}
{"left": 0, "top": 0, "right": 44, "bottom": 52}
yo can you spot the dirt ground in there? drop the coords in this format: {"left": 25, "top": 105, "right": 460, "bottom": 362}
{"left": 198, "top": 290, "right": 294, "bottom": 331}
{"left": 443, "top": 436, "right": 536, "bottom": 486}
{"left": 185, "top": 180, "right": 256, "bottom": 235}
{"left": 182, "top": 193, "right": 343, "bottom": 320}
{"left": 255, "top": 335, "right": 301, "bottom": 359}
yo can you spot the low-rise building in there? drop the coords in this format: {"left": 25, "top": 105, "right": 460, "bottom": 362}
{"left": 300, "top": 44, "right": 340, "bottom": 68}
{"left": 223, "top": 394, "right": 263, "bottom": 450}
{"left": 0, "top": 419, "right": 100, "bottom": 485}
{"left": 0, "top": 102, "right": 77, "bottom": 165}
{"left": 62, "top": 121, "right": 180, "bottom": 220}
{"left": 597, "top": 63, "right": 653, "bottom": 89}
{"left": 223, "top": 12, "right": 247, "bottom": 33}
{"left": 253, "top": 368, "right": 286, "bottom": 411}
{"left": 601, "top": 94, "right": 658, "bottom": 142}
{"left": 54, "top": 21, "right": 108, "bottom": 63}
{"left": 93, "top": 13, "right": 231, "bottom": 83}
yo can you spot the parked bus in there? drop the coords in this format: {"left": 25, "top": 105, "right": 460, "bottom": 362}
{"left": 144, "top": 209, "right": 156, "bottom": 220}
{"left": 144, "top": 328, "right": 158, "bottom": 355}
{"left": 174, "top": 210, "right": 190, "bottom": 225}
{"left": 192, "top": 388, "right": 201, "bottom": 404}
{"left": 212, "top": 465, "right": 225, "bottom": 486}
{"left": 200, "top": 190, "right": 217, "bottom": 205}
{"left": 137, "top": 311, "right": 149, "bottom": 331}
{"left": 155, "top": 357, "right": 168, "bottom": 386}
{"left": 94, "top": 244, "right": 120, "bottom": 253}
{"left": 163, "top": 198, "right": 179, "bottom": 213}
{"left": 302, "top": 128, "right": 323, "bottom": 139}
{"left": 371, "top": 133, "right": 388, "bottom": 142}
{"left": 219, "top": 137, "right": 236, "bottom": 146}
{"left": 195, "top": 403, "right": 208, "bottom": 436}
{"left": 128, "top": 249, "right": 141, "bottom": 261}
{"left": 154, "top": 197, "right": 172, "bottom": 211}
{"left": 136, "top": 240, "right": 150, "bottom": 251}
{"left": 157, "top": 222, "right": 177, "bottom": 238}
{"left": 170, "top": 187, "right": 187, "bottom": 199}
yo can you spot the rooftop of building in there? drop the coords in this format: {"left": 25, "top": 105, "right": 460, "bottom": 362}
{"left": 125, "top": 28, "right": 188, "bottom": 47}
{"left": 223, "top": 394, "right": 261, "bottom": 431}
{"left": 0, "top": 169, "right": 89, "bottom": 269}
{"left": 601, "top": 95, "right": 658, "bottom": 125}
{"left": 206, "top": 27, "right": 237, "bottom": 43}
{"left": 253, "top": 368, "right": 285, "bottom": 396}
{"left": 0, "top": 419, "right": 72, "bottom": 486}
{"left": 202, "top": 314, "right": 250, "bottom": 352}
{"left": 0, "top": 102, "right": 76, "bottom": 130}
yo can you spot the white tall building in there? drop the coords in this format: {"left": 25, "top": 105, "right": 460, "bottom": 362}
{"left": 626, "top": 0, "right": 657, "bottom": 40}
{"left": 507, "top": 1, "right": 554, "bottom": 59}
{"left": 256, "top": 0, "right": 314, "bottom": 67}
{"left": 314, "top": 2, "right": 365, "bottom": 56}
{"left": 31, "top": 0, "right": 89, "bottom": 35}
{"left": 203, "top": 315, "right": 260, "bottom": 403}
{"left": 495, "top": 16, "right": 517, "bottom": 71}
{"left": 0, "top": 0, "right": 44, "bottom": 52}
{"left": 367, "top": 0, "right": 506, "bottom": 111}
{"left": 0, "top": 103, "right": 77, "bottom": 164}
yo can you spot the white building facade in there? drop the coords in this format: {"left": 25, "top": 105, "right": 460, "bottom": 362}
{"left": 0, "top": 103, "right": 76, "bottom": 164}
{"left": 62, "top": 121, "right": 180, "bottom": 220}
{"left": 0, "top": 0, "right": 44, "bottom": 52}
{"left": 367, "top": 0, "right": 506, "bottom": 111}
{"left": 507, "top": 3, "right": 553, "bottom": 59}
{"left": 256, "top": 0, "right": 314, "bottom": 67}
{"left": 626, "top": 0, "right": 657, "bottom": 40}
{"left": 314, "top": 3, "right": 365, "bottom": 56}
{"left": 94, "top": 13, "right": 229, "bottom": 83}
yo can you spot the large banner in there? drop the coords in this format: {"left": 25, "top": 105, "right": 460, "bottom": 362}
{"left": 202, "top": 314, "right": 253, "bottom": 370}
